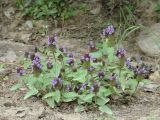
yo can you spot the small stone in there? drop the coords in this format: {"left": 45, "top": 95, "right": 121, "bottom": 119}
{"left": 137, "top": 23, "right": 160, "bottom": 57}
{"left": 4, "top": 102, "right": 12, "bottom": 107}
{"left": 7, "top": 32, "right": 32, "bottom": 43}
{"left": 34, "top": 20, "right": 46, "bottom": 28}
{"left": 90, "top": 4, "right": 101, "bottom": 15}
{"left": 4, "top": 7, "right": 15, "bottom": 19}
{"left": 2, "top": 51, "right": 17, "bottom": 62}
{"left": 20, "top": 33, "right": 32, "bottom": 43}
{"left": 16, "top": 110, "right": 27, "bottom": 118}
{"left": 143, "top": 83, "right": 160, "bottom": 92}
{"left": 24, "top": 20, "right": 33, "bottom": 29}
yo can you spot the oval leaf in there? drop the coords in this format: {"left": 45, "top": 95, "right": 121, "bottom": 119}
{"left": 10, "top": 84, "right": 22, "bottom": 91}
{"left": 80, "top": 93, "right": 95, "bottom": 103}
{"left": 24, "top": 88, "right": 38, "bottom": 100}
{"left": 43, "top": 92, "right": 56, "bottom": 99}
{"left": 75, "top": 105, "right": 85, "bottom": 112}
{"left": 73, "top": 70, "right": 88, "bottom": 83}
{"left": 97, "top": 97, "right": 110, "bottom": 106}
{"left": 99, "top": 105, "right": 113, "bottom": 115}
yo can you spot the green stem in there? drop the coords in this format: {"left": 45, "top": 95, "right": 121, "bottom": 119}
{"left": 53, "top": 53, "right": 56, "bottom": 62}
{"left": 61, "top": 59, "right": 65, "bottom": 68}
{"left": 134, "top": 81, "right": 139, "bottom": 94}
{"left": 95, "top": 93, "right": 97, "bottom": 105}
{"left": 118, "top": 68, "right": 122, "bottom": 89}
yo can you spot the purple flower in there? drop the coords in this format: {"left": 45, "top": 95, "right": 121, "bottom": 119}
{"left": 34, "top": 55, "right": 40, "bottom": 62}
{"left": 98, "top": 71, "right": 105, "bottom": 79}
{"left": 88, "top": 66, "right": 95, "bottom": 72}
{"left": 88, "top": 40, "right": 96, "bottom": 52}
{"left": 59, "top": 46, "right": 67, "bottom": 54}
{"left": 136, "top": 67, "right": 146, "bottom": 75}
{"left": 74, "top": 85, "right": 81, "bottom": 93}
{"left": 47, "top": 62, "right": 53, "bottom": 69}
{"left": 81, "top": 53, "right": 91, "bottom": 63}
{"left": 48, "top": 33, "right": 57, "bottom": 48}
{"left": 66, "top": 84, "right": 72, "bottom": 92}
{"left": 90, "top": 83, "right": 100, "bottom": 93}
{"left": 67, "top": 58, "right": 74, "bottom": 66}
{"left": 52, "top": 77, "right": 62, "bottom": 88}
{"left": 16, "top": 67, "right": 25, "bottom": 76}
{"left": 109, "top": 73, "right": 117, "bottom": 81}
{"left": 103, "top": 25, "right": 115, "bottom": 36}
{"left": 81, "top": 82, "right": 88, "bottom": 90}
{"left": 67, "top": 53, "right": 74, "bottom": 58}
{"left": 32, "top": 55, "right": 42, "bottom": 74}
{"left": 116, "top": 48, "right": 126, "bottom": 58}
{"left": 125, "top": 58, "right": 132, "bottom": 68}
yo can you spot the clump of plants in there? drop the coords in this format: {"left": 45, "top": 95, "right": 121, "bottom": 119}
{"left": 15, "top": 0, "right": 75, "bottom": 19}
{"left": 11, "top": 25, "right": 152, "bottom": 115}
{"left": 101, "top": 0, "right": 137, "bottom": 27}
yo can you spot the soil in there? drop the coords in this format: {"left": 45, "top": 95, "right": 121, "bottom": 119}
{"left": 0, "top": 0, "right": 160, "bottom": 120}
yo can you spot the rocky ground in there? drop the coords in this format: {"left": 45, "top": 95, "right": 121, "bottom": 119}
{"left": 0, "top": 0, "right": 160, "bottom": 120}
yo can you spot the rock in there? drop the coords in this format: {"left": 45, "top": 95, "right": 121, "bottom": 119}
{"left": 4, "top": 102, "right": 12, "bottom": 107}
{"left": 3, "top": 51, "right": 17, "bottom": 62}
{"left": 19, "top": 33, "right": 32, "bottom": 43}
{"left": 16, "top": 110, "right": 27, "bottom": 118}
{"left": 34, "top": 20, "right": 47, "bottom": 28}
{"left": 90, "top": 4, "right": 101, "bottom": 15}
{"left": 24, "top": 20, "right": 33, "bottom": 29}
{"left": 137, "top": 23, "right": 160, "bottom": 57}
{"left": 0, "top": 50, "right": 17, "bottom": 62}
{"left": 143, "top": 83, "right": 160, "bottom": 92}
{"left": 149, "top": 71, "right": 160, "bottom": 81}
{"left": 4, "top": 7, "right": 15, "bottom": 19}
{"left": 0, "top": 41, "right": 35, "bottom": 62}
{"left": 7, "top": 32, "right": 32, "bottom": 43}
{"left": 28, "top": 105, "right": 45, "bottom": 118}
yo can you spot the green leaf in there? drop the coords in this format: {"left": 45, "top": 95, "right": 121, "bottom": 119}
{"left": 75, "top": 105, "right": 85, "bottom": 112}
{"left": 99, "top": 105, "right": 113, "bottom": 115}
{"left": 73, "top": 70, "right": 88, "bottom": 83}
{"left": 141, "top": 79, "right": 151, "bottom": 85}
{"left": 97, "top": 97, "right": 110, "bottom": 106}
{"left": 155, "top": 4, "right": 160, "bottom": 12}
{"left": 107, "top": 47, "right": 115, "bottom": 63}
{"left": 112, "top": 87, "right": 122, "bottom": 96}
{"left": 24, "top": 88, "right": 38, "bottom": 100}
{"left": 54, "top": 90, "right": 61, "bottom": 103}
{"left": 0, "top": 64, "right": 4, "bottom": 69}
{"left": 10, "top": 84, "right": 22, "bottom": 91}
{"left": 52, "top": 63, "right": 62, "bottom": 77}
{"left": 43, "top": 90, "right": 60, "bottom": 102}
{"left": 80, "top": 93, "right": 95, "bottom": 103}
{"left": 43, "top": 92, "right": 56, "bottom": 99}
{"left": 119, "top": 75, "right": 126, "bottom": 91}
{"left": 97, "top": 87, "right": 112, "bottom": 97}
{"left": 23, "top": 60, "right": 31, "bottom": 69}
{"left": 45, "top": 97, "right": 55, "bottom": 108}
{"left": 127, "top": 79, "right": 138, "bottom": 93}
{"left": 90, "top": 51, "right": 102, "bottom": 58}
{"left": 63, "top": 92, "right": 78, "bottom": 102}
{"left": 107, "top": 66, "right": 118, "bottom": 70}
